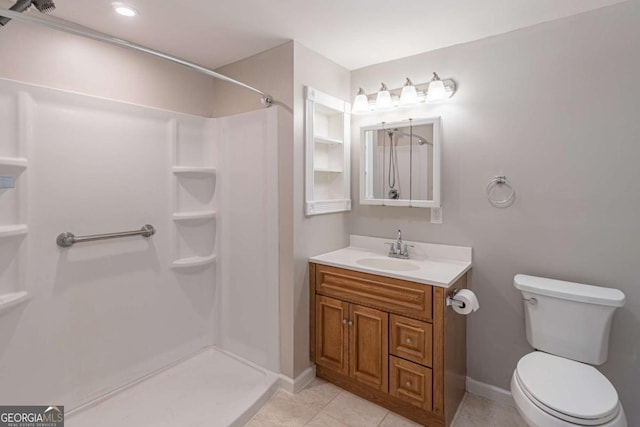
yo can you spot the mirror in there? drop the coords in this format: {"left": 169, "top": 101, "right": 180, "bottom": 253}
{"left": 360, "top": 117, "right": 441, "bottom": 207}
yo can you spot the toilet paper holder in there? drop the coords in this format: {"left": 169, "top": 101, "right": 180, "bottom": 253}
{"left": 446, "top": 289, "right": 466, "bottom": 309}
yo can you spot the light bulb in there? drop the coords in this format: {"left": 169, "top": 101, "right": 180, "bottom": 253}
{"left": 375, "top": 83, "right": 393, "bottom": 110}
{"left": 399, "top": 78, "right": 419, "bottom": 106}
{"left": 352, "top": 88, "right": 370, "bottom": 114}
{"left": 426, "top": 72, "right": 447, "bottom": 102}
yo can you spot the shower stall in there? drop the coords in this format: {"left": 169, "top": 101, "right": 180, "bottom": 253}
{"left": 0, "top": 11, "right": 282, "bottom": 423}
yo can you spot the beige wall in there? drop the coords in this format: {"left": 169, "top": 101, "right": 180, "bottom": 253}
{"left": 351, "top": 2, "right": 640, "bottom": 424}
{"left": 292, "top": 43, "right": 351, "bottom": 376}
{"left": 212, "top": 42, "right": 294, "bottom": 118}
{"left": 0, "top": 18, "right": 215, "bottom": 116}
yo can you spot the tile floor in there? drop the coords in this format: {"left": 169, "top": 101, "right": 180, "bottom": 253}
{"left": 246, "top": 378, "right": 527, "bottom": 427}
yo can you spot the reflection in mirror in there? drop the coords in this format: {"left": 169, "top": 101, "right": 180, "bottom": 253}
{"left": 361, "top": 117, "right": 440, "bottom": 208}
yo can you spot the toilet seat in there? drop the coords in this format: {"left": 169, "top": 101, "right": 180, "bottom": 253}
{"left": 515, "top": 352, "right": 620, "bottom": 425}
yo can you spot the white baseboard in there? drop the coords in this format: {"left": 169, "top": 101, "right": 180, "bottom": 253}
{"left": 466, "top": 376, "right": 515, "bottom": 407}
{"left": 279, "top": 365, "right": 316, "bottom": 394}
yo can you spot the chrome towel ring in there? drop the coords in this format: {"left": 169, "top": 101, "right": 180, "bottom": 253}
{"left": 486, "top": 176, "right": 515, "bottom": 207}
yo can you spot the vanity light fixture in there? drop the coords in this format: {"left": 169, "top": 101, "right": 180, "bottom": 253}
{"left": 425, "top": 72, "right": 447, "bottom": 103}
{"left": 352, "top": 88, "right": 370, "bottom": 113}
{"left": 352, "top": 72, "right": 456, "bottom": 114}
{"left": 399, "top": 78, "right": 419, "bottom": 106}
{"left": 112, "top": 2, "right": 138, "bottom": 17}
{"left": 375, "top": 83, "right": 393, "bottom": 110}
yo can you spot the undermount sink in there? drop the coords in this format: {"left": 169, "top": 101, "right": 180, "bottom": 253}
{"left": 356, "top": 257, "right": 420, "bottom": 272}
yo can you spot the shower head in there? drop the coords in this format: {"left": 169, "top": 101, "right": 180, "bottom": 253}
{"left": 0, "top": 0, "right": 55, "bottom": 27}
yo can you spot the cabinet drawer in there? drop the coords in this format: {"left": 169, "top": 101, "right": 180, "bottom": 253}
{"left": 315, "top": 264, "right": 432, "bottom": 321}
{"left": 389, "top": 355, "right": 433, "bottom": 411}
{"left": 390, "top": 314, "right": 432, "bottom": 367}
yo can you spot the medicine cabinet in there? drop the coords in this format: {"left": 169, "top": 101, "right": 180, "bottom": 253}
{"left": 360, "top": 117, "right": 441, "bottom": 208}
{"left": 304, "top": 86, "right": 351, "bottom": 215}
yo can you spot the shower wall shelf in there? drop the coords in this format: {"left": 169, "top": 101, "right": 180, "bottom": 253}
{"left": 304, "top": 86, "right": 351, "bottom": 216}
{"left": 170, "top": 254, "right": 216, "bottom": 269}
{"left": 0, "top": 224, "right": 28, "bottom": 237}
{"left": 170, "top": 119, "right": 216, "bottom": 271}
{"left": 172, "top": 211, "right": 216, "bottom": 221}
{"left": 0, "top": 157, "right": 28, "bottom": 169}
{"left": 0, "top": 291, "right": 30, "bottom": 315}
{"left": 0, "top": 90, "right": 30, "bottom": 304}
{"left": 172, "top": 166, "right": 216, "bottom": 175}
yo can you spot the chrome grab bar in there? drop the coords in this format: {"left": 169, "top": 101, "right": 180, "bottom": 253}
{"left": 56, "top": 224, "right": 155, "bottom": 248}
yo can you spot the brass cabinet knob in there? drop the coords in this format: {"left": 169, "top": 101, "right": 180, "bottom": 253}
{"left": 406, "top": 338, "right": 412, "bottom": 344}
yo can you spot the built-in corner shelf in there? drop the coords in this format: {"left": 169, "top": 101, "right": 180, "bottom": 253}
{"left": 172, "top": 166, "right": 216, "bottom": 176}
{"left": 0, "top": 291, "right": 30, "bottom": 315}
{"left": 170, "top": 254, "right": 216, "bottom": 270}
{"left": 172, "top": 210, "right": 216, "bottom": 221}
{"left": 170, "top": 118, "right": 217, "bottom": 273}
{"left": 0, "top": 224, "right": 28, "bottom": 238}
{"left": 0, "top": 157, "right": 28, "bottom": 169}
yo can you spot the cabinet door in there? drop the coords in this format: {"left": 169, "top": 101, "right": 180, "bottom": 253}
{"left": 349, "top": 304, "right": 389, "bottom": 392}
{"left": 316, "top": 296, "right": 349, "bottom": 375}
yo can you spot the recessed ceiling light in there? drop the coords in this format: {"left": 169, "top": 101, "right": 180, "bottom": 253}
{"left": 112, "top": 2, "right": 138, "bottom": 17}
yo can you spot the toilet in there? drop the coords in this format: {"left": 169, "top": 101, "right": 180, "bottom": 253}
{"left": 511, "top": 274, "right": 627, "bottom": 427}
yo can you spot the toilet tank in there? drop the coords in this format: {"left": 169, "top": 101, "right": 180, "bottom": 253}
{"left": 514, "top": 274, "right": 625, "bottom": 365}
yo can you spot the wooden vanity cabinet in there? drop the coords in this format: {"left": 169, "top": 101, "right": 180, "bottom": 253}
{"left": 310, "top": 263, "right": 467, "bottom": 427}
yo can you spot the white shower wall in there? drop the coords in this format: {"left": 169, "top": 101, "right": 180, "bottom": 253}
{"left": 217, "top": 108, "right": 280, "bottom": 373}
{"left": 0, "top": 78, "right": 278, "bottom": 411}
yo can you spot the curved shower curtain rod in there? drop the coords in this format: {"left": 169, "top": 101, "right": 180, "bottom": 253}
{"left": 0, "top": 7, "right": 273, "bottom": 107}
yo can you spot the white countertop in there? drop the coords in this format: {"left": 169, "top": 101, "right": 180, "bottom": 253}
{"left": 309, "top": 235, "right": 472, "bottom": 288}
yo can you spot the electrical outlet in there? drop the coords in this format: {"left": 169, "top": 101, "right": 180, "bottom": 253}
{"left": 430, "top": 207, "right": 443, "bottom": 224}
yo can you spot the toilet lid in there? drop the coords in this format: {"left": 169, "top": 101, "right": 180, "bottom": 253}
{"left": 516, "top": 352, "right": 619, "bottom": 422}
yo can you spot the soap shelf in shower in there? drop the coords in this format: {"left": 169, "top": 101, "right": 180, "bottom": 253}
{"left": 0, "top": 291, "right": 30, "bottom": 315}
{"left": 171, "top": 254, "right": 216, "bottom": 269}
{"left": 172, "top": 210, "right": 216, "bottom": 221}
{"left": 172, "top": 166, "right": 216, "bottom": 176}
{"left": 0, "top": 157, "right": 28, "bottom": 169}
{"left": 0, "top": 224, "right": 28, "bottom": 238}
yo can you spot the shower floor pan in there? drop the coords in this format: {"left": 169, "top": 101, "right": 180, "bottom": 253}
{"left": 67, "top": 347, "right": 279, "bottom": 427}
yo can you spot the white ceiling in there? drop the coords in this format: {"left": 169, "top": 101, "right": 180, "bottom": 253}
{"left": 6, "top": 0, "right": 629, "bottom": 70}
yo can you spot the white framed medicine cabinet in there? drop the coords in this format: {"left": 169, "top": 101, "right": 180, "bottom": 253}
{"left": 304, "top": 86, "right": 351, "bottom": 215}
{"left": 360, "top": 117, "right": 441, "bottom": 208}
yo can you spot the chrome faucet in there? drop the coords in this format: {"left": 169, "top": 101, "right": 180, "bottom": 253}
{"left": 386, "top": 229, "right": 412, "bottom": 259}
